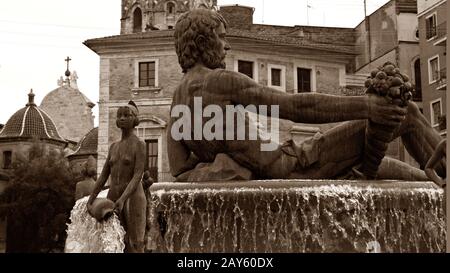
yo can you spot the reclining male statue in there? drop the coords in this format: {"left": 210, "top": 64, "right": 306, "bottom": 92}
{"left": 168, "top": 8, "right": 445, "bottom": 182}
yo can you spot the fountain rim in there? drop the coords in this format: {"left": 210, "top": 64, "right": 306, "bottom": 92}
{"left": 149, "top": 179, "right": 440, "bottom": 191}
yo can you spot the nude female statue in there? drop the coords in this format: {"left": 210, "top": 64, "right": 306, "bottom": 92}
{"left": 87, "top": 101, "right": 146, "bottom": 253}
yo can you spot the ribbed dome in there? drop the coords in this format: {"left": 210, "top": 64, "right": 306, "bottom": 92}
{"left": 0, "top": 91, "right": 65, "bottom": 142}
{"left": 68, "top": 127, "right": 98, "bottom": 159}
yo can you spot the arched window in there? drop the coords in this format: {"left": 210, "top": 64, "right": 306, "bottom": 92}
{"left": 166, "top": 2, "right": 175, "bottom": 15}
{"left": 135, "top": 117, "right": 167, "bottom": 182}
{"left": 133, "top": 7, "right": 142, "bottom": 33}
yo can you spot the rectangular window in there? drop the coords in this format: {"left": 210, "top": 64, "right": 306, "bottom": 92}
{"left": 271, "top": 68, "right": 281, "bottom": 86}
{"left": 428, "top": 56, "right": 440, "bottom": 84}
{"left": 297, "top": 68, "right": 311, "bottom": 92}
{"left": 139, "top": 61, "right": 156, "bottom": 87}
{"left": 3, "top": 151, "right": 12, "bottom": 169}
{"left": 238, "top": 60, "right": 254, "bottom": 79}
{"left": 425, "top": 13, "right": 437, "bottom": 40}
{"left": 268, "top": 64, "right": 286, "bottom": 91}
{"left": 430, "top": 99, "right": 442, "bottom": 127}
{"left": 146, "top": 139, "right": 158, "bottom": 182}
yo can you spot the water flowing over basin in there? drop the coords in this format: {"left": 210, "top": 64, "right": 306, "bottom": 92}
{"left": 145, "top": 180, "right": 446, "bottom": 253}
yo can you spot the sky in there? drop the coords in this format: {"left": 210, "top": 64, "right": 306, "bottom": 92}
{"left": 0, "top": 0, "right": 390, "bottom": 126}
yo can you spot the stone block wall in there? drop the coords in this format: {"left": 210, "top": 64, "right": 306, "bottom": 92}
{"left": 316, "top": 66, "right": 341, "bottom": 95}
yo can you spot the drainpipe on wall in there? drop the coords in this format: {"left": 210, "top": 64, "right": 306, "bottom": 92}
{"left": 364, "top": 0, "right": 372, "bottom": 63}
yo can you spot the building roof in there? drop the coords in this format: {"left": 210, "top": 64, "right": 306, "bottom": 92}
{"left": 67, "top": 127, "right": 98, "bottom": 159}
{"left": 396, "top": 0, "right": 418, "bottom": 13}
{"left": 84, "top": 25, "right": 356, "bottom": 55}
{"left": 227, "top": 28, "right": 355, "bottom": 54}
{"left": 0, "top": 91, "right": 65, "bottom": 143}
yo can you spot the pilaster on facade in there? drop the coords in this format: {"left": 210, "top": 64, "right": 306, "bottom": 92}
{"left": 97, "top": 58, "right": 111, "bottom": 177}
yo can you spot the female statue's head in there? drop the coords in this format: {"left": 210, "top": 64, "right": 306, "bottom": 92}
{"left": 174, "top": 8, "right": 229, "bottom": 73}
{"left": 116, "top": 100, "right": 140, "bottom": 129}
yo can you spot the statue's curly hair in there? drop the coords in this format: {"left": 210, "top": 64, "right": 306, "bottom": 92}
{"left": 174, "top": 9, "right": 228, "bottom": 73}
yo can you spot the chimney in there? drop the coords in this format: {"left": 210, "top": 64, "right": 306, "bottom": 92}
{"left": 219, "top": 5, "right": 254, "bottom": 30}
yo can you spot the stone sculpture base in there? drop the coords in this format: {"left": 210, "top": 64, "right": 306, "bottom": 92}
{"left": 145, "top": 180, "right": 446, "bottom": 253}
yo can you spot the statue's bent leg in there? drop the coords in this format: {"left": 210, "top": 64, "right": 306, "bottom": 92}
{"left": 289, "top": 120, "right": 367, "bottom": 179}
{"left": 286, "top": 102, "right": 443, "bottom": 180}
{"left": 377, "top": 156, "right": 428, "bottom": 181}
{"left": 123, "top": 185, "right": 147, "bottom": 253}
{"left": 237, "top": 120, "right": 367, "bottom": 179}
{"left": 393, "top": 101, "right": 445, "bottom": 176}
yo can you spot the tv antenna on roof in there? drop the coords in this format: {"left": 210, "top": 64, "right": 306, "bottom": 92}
{"left": 306, "top": 0, "right": 312, "bottom": 25}
{"left": 262, "top": 0, "right": 265, "bottom": 24}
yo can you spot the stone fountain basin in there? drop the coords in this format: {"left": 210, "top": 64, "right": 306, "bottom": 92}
{"left": 145, "top": 180, "right": 446, "bottom": 253}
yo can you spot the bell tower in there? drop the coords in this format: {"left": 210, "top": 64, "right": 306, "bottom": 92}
{"left": 120, "top": 0, "right": 217, "bottom": 34}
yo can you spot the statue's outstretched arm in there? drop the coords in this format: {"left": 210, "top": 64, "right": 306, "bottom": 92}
{"left": 210, "top": 70, "right": 406, "bottom": 126}
{"left": 87, "top": 145, "right": 112, "bottom": 209}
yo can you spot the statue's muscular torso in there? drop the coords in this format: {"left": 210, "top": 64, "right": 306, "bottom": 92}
{"left": 170, "top": 67, "right": 284, "bottom": 175}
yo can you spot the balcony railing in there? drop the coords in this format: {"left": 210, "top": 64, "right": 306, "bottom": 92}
{"left": 437, "top": 22, "right": 447, "bottom": 39}
{"left": 434, "top": 22, "right": 447, "bottom": 46}
{"left": 436, "top": 67, "right": 447, "bottom": 90}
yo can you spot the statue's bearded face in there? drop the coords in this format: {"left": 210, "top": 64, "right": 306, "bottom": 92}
{"left": 202, "top": 22, "right": 230, "bottom": 70}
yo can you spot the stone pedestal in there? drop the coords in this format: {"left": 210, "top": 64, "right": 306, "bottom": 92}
{"left": 145, "top": 180, "right": 446, "bottom": 253}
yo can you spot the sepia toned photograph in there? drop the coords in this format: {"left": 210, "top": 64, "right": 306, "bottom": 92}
{"left": 0, "top": 0, "right": 447, "bottom": 255}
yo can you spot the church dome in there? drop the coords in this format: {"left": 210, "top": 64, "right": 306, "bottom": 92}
{"left": 67, "top": 127, "right": 98, "bottom": 159}
{"left": 0, "top": 91, "right": 65, "bottom": 143}
{"left": 40, "top": 71, "right": 95, "bottom": 143}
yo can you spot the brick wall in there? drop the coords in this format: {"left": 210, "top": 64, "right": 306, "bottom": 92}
{"left": 109, "top": 53, "right": 183, "bottom": 101}
{"left": 229, "top": 50, "right": 346, "bottom": 94}
{"left": 369, "top": 1, "right": 398, "bottom": 61}
{"left": 354, "top": 1, "right": 399, "bottom": 71}
{"left": 220, "top": 5, "right": 254, "bottom": 30}
{"left": 316, "top": 66, "right": 341, "bottom": 95}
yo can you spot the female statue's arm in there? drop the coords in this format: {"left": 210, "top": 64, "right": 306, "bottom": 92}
{"left": 114, "top": 140, "right": 146, "bottom": 213}
{"left": 86, "top": 145, "right": 112, "bottom": 213}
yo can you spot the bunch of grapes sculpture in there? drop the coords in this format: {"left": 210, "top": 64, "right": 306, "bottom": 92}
{"left": 359, "top": 62, "right": 414, "bottom": 179}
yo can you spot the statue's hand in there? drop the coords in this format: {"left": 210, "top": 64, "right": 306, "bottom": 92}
{"left": 113, "top": 199, "right": 125, "bottom": 215}
{"left": 368, "top": 94, "right": 407, "bottom": 127}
